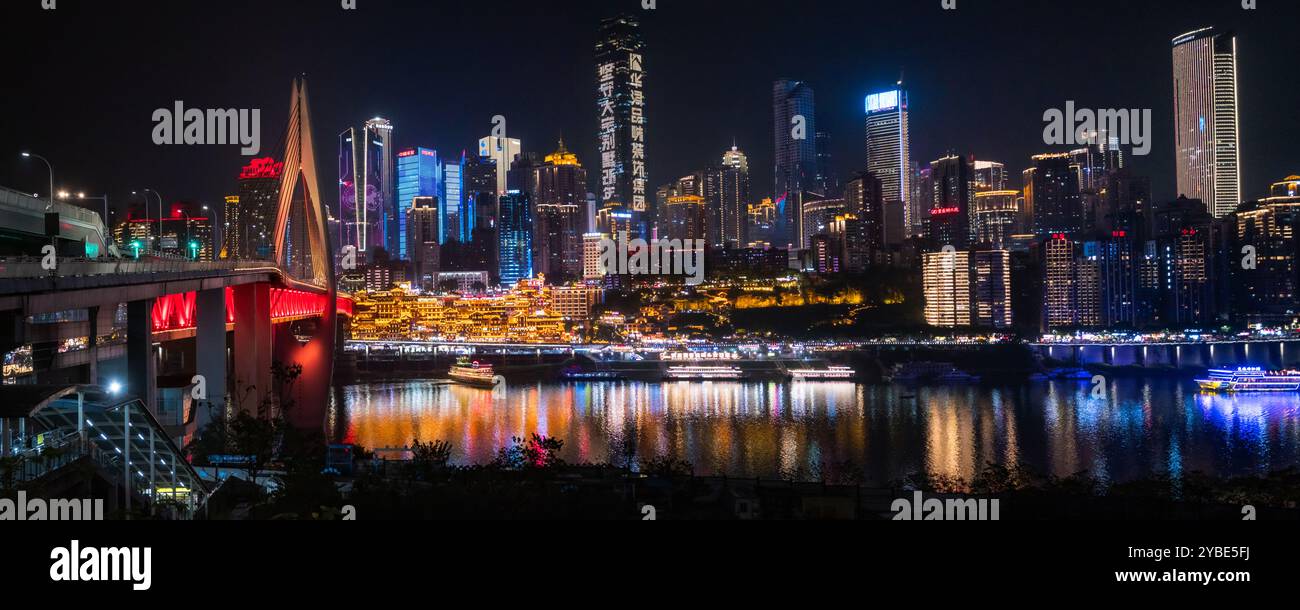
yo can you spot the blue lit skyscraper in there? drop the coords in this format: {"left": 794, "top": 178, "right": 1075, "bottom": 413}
{"left": 498, "top": 189, "right": 534, "bottom": 286}
{"left": 773, "top": 79, "right": 818, "bottom": 247}
{"left": 396, "top": 147, "right": 441, "bottom": 258}
{"left": 443, "top": 154, "right": 466, "bottom": 243}
{"left": 865, "top": 87, "right": 911, "bottom": 235}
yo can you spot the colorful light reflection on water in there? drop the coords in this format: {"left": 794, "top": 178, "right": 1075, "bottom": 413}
{"left": 333, "top": 378, "right": 1300, "bottom": 484}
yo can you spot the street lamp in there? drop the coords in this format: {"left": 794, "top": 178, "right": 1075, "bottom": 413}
{"left": 75, "top": 193, "right": 111, "bottom": 227}
{"left": 175, "top": 208, "right": 192, "bottom": 257}
{"left": 19, "top": 152, "right": 54, "bottom": 211}
{"left": 133, "top": 189, "right": 164, "bottom": 251}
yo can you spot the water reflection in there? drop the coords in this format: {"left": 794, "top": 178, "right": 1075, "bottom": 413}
{"left": 334, "top": 379, "right": 1300, "bottom": 484}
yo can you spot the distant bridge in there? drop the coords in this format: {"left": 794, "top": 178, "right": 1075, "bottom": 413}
{"left": 1029, "top": 340, "right": 1300, "bottom": 370}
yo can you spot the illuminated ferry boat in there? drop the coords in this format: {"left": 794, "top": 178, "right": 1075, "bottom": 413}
{"left": 449, "top": 357, "right": 498, "bottom": 388}
{"left": 789, "top": 366, "right": 856, "bottom": 380}
{"left": 1196, "top": 367, "right": 1300, "bottom": 392}
{"left": 665, "top": 365, "right": 744, "bottom": 381}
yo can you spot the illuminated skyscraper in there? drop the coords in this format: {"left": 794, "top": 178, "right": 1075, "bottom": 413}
{"left": 971, "top": 190, "right": 1021, "bottom": 249}
{"left": 923, "top": 249, "right": 971, "bottom": 327}
{"left": 662, "top": 195, "right": 707, "bottom": 243}
{"left": 464, "top": 153, "right": 498, "bottom": 232}
{"left": 802, "top": 197, "right": 846, "bottom": 250}
{"left": 1043, "top": 235, "right": 1078, "bottom": 330}
{"left": 971, "top": 250, "right": 1013, "bottom": 328}
{"left": 923, "top": 248, "right": 1012, "bottom": 329}
{"left": 583, "top": 233, "right": 606, "bottom": 280}
{"left": 478, "top": 136, "right": 520, "bottom": 196}
{"left": 927, "top": 155, "right": 973, "bottom": 250}
{"left": 815, "top": 131, "right": 840, "bottom": 197}
{"left": 443, "top": 155, "right": 465, "bottom": 243}
{"left": 1234, "top": 176, "right": 1300, "bottom": 324}
{"left": 911, "top": 163, "right": 933, "bottom": 237}
{"left": 235, "top": 157, "right": 283, "bottom": 260}
{"left": 1025, "top": 153, "right": 1083, "bottom": 237}
{"left": 973, "top": 161, "right": 1006, "bottom": 192}
{"left": 773, "top": 79, "right": 818, "bottom": 247}
{"left": 596, "top": 15, "right": 649, "bottom": 233}
{"left": 535, "top": 203, "right": 582, "bottom": 283}
{"left": 713, "top": 146, "right": 750, "bottom": 247}
{"left": 340, "top": 118, "right": 395, "bottom": 256}
{"left": 1172, "top": 27, "right": 1241, "bottom": 218}
{"left": 222, "top": 195, "right": 239, "bottom": 258}
{"left": 396, "top": 147, "right": 441, "bottom": 257}
{"left": 407, "top": 196, "right": 441, "bottom": 289}
{"left": 844, "top": 171, "right": 884, "bottom": 261}
{"left": 864, "top": 88, "right": 911, "bottom": 233}
{"left": 498, "top": 190, "right": 534, "bottom": 286}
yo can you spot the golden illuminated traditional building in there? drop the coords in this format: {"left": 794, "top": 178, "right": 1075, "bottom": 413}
{"left": 350, "top": 277, "right": 570, "bottom": 343}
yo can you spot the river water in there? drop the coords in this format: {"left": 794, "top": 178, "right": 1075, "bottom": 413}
{"left": 332, "top": 378, "right": 1300, "bottom": 485}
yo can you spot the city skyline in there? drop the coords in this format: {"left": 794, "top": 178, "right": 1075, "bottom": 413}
{"left": 4, "top": 0, "right": 1298, "bottom": 225}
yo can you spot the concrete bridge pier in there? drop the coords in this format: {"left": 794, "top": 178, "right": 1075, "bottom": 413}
{"left": 234, "top": 283, "right": 273, "bottom": 415}
{"left": 195, "top": 288, "right": 227, "bottom": 428}
{"left": 1283, "top": 343, "right": 1300, "bottom": 368}
{"left": 273, "top": 305, "right": 336, "bottom": 431}
{"left": 127, "top": 299, "right": 157, "bottom": 414}
{"left": 1110, "top": 345, "right": 1138, "bottom": 367}
{"left": 1079, "top": 345, "right": 1105, "bottom": 365}
{"left": 86, "top": 305, "right": 98, "bottom": 385}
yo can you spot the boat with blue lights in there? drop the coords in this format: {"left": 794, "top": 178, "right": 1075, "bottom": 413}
{"left": 1196, "top": 367, "right": 1300, "bottom": 392}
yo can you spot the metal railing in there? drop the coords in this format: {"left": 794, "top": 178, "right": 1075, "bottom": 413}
{"left": 0, "top": 255, "right": 280, "bottom": 281}
{"left": 0, "top": 185, "right": 104, "bottom": 226}
{"left": 0, "top": 429, "right": 112, "bottom": 488}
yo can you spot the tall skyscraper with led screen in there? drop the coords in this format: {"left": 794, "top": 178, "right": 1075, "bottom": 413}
{"left": 596, "top": 15, "right": 649, "bottom": 235}
{"left": 864, "top": 88, "right": 911, "bottom": 235}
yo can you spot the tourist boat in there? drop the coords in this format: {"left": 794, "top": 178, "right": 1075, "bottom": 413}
{"left": 789, "top": 365, "right": 856, "bottom": 380}
{"left": 1196, "top": 367, "right": 1300, "bottom": 392}
{"left": 560, "top": 365, "right": 625, "bottom": 381}
{"left": 665, "top": 365, "right": 744, "bottom": 380}
{"left": 449, "top": 357, "right": 498, "bottom": 388}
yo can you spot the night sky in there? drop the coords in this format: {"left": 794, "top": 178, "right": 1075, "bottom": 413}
{"left": 3, "top": 0, "right": 1298, "bottom": 223}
